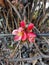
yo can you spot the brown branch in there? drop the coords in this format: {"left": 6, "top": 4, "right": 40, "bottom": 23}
{"left": 34, "top": 42, "right": 49, "bottom": 58}
{"left": 7, "top": 0, "right": 22, "bottom": 21}
{"left": 3, "top": 11, "right": 11, "bottom": 33}
{"left": 0, "top": 0, "right": 5, "bottom": 7}
{"left": 10, "top": 41, "right": 20, "bottom": 58}
{"left": 34, "top": 25, "right": 49, "bottom": 45}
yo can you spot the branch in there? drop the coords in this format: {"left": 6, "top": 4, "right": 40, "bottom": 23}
{"left": 34, "top": 42, "right": 49, "bottom": 58}
{"left": 9, "top": 41, "right": 20, "bottom": 58}
{"left": 34, "top": 26, "right": 49, "bottom": 45}
{"left": 7, "top": 0, "right": 22, "bottom": 20}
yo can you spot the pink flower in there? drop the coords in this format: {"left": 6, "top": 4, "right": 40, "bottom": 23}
{"left": 27, "top": 32, "right": 36, "bottom": 43}
{"left": 12, "top": 21, "right": 36, "bottom": 43}
{"left": 21, "top": 31, "right": 27, "bottom": 41}
{"left": 12, "top": 27, "right": 27, "bottom": 41}
{"left": 20, "top": 20, "right": 26, "bottom": 28}
{"left": 27, "top": 23, "right": 34, "bottom": 31}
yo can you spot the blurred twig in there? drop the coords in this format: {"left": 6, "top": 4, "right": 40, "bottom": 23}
{"left": 7, "top": 0, "right": 22, "bottom": 21}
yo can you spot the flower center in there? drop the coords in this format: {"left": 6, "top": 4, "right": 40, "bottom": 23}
{"left": 18, "top": 32, "right": 22, "bottom": 36}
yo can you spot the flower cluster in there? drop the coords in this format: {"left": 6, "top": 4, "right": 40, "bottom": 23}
{"left": 12, "top": 21, "right": 36, "bottom": 43}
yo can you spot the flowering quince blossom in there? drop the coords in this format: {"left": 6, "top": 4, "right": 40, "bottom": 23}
{"left": 12, "top": 27, "right": 27, "bottom": 41}
{"left": 27, "top": 32, "right": 36, "bottom": 43}
{"left": 27, "top": 23, "right": 34, "bottom": 31}
{"left": 12, "top": 20, "right": 36, "bottom": 43}
{"left": 20, "top": 20, "right": 26, "bottom": 28}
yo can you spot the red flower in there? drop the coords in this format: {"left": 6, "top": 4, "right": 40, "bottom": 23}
{"left": 27, "top": 32, "right": 36, "bottom": 43}
{"left": 12, "top": 27, "right": 27, "bottom": 41}
{"left": 27, "top": 23, "right": 34, "bottom": 31}
{"left": 21, "top": 31, "right": 27, "bottom": 41}
{"left": 20, "top": 20, "right": 26, "bottom": 28}
{"left": 12, "top": 21, "right": 36, "bottom": 43}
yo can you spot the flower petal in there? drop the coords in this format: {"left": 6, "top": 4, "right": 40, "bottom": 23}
{"left": 27, "top": 32, "right": 36, "bottom": 43}
{"left": 12, "top": 29, "right": 18, "bottom": 35}
{"left": 18, "top": 27, "right": 24, "bottom": 32}
{"left": 20, "top": 20, "right": 26, "bottom": 28}
{"left": 14, "top": 35, "right": 22, "bottom": 41}
{"left": 12, "top": 28, "right": 23, "bottom": 41}
{"left": 22, "top": 31, "right": 27, "bottom": 41}
{"left": 27, "top": 23, "right": 34, "bottom": 31}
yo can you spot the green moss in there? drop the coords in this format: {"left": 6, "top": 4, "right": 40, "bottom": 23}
{"left": 8, "top": 45, "right": 15, "bottom": 50}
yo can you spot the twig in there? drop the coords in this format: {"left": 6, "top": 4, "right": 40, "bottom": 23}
{"left": 3, "top": 11, "right": 11, "bottom": 33}
{"left": 34, "top": 42, "right": 49, "bottom": 58}
{"left": 42, "top": 0, "right": 46, "bottom": 15}
{"left": 34, "top": 26, "right": 49, "bottom": 45}
{"left": 9, "top": 55, "right": 41, "bottom": 62}
{"left": 7, "top": 0, "right": 22, "bottom": 20}
{"left": 10, "top": 41, "right": 20, "bottom": 58}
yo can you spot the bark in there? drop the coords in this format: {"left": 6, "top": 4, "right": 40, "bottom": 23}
{"left": 0, "top": 0, "right": 5, "bottom": 7}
